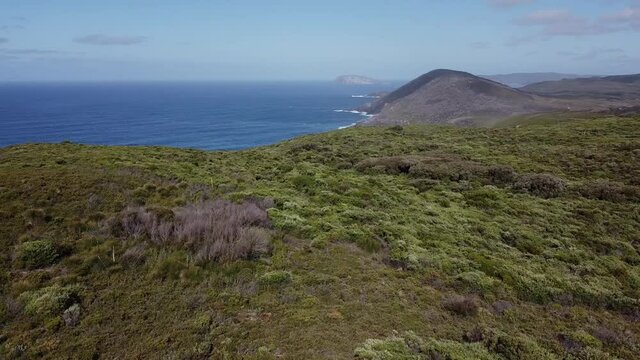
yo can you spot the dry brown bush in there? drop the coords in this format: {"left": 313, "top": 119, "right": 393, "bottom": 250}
{"left": 514, "top": 173, "right": 565, "bottom": 198}
{"left": 580, "top": 180, "right": 639, "bottom": 202}
{"left": 487, "top": 165, "right": 517, "bottom": 184}
{"left": 109, "top": 199, "right": 272, "bottom": 264}
{"left": 443, "top": 295, "right": 479, "bottom": 316}
{"left": 356, "top": 154, "right": 488, "bottom": 181}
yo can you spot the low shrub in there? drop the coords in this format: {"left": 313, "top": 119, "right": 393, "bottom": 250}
{"left": 484, "top": 331, "right": 556, "bottom": 360}
{"left": 592, "top": 326, "right": 621, "bottom": 346}
{"left": 62, "top": 304, "right": 81, "bottom": 327}
{"left": 569, "top": 330, "right": 602, "bottom": 349}
{"left": 443, "top": 295, "right": 479, "bottom": 316}
{"left": 464, "top": 327, "right": 487, "bottom": 343}
{"left": 18, "top": 284, "right": 82, "bottom": 318}
{"left": 579, "top": 180, "right": 639, "bottom": 202}
{"left": 487, "top": 165, "right": 517, "bottom": 184}
{"left": 150, "top": 253, "right": 188, "bottom": 280}
{"left": 464, "top": 187, "right": 502, "bottom": 210}
{"left": 355, "top": 154, "right": 489, "bottom": 182}
{"left": 514, "top": 173, "right": 565, "bottom": 198}
{"left": 491, "top": 300, "right": 513, "bottom": 315}
{"left": 22, "top": 208, "right": 47, "bottom": 223}
{"left": 408, "top": 178, "right": 440, "bottom": 192}
{"left": 16, "top": 240, "right": 59, "bottom": 269}
{"left": 258, "top": 270, "right": 293, "bottom": 286}
{"left": 355, "top": 331, "right": 499, "bottom": 360}
{"left": 409, "top": 160, "right": 485, "bottom": 182}
{"left": 355, "top": 156, "right": 417, "bottom": 175}
{"left": 120, "top": 244, "right": 147, "bottom": 268}
{"left": 291, "top": 175, "right": 316, "bottom": 192}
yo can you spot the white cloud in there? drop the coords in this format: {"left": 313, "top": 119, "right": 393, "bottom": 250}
{"left": 487, "top": 0, "right": 534, "bottom": 8}
{"left": 73, "top": 34, "right": 147, "bottom": 46}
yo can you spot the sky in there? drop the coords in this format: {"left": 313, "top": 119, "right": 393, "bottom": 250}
{"left": 0, "top": 0, "right": 639, "bottom": 81}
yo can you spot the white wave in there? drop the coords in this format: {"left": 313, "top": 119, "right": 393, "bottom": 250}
{"left": 338, "top": 123, "right": 357, "bottom": 129}
{"left": 351, "top": 95, "right": 380, "bottom": 99}
{"left": 334, "top": 109, "right": 371, "bottom": 116}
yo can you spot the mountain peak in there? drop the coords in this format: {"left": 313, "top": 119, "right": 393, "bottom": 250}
{"left": 360, "top": 69, "right": 557, "bottom": 126}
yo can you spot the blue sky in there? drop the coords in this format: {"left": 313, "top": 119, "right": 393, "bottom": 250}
{"left": 1, "top": 0, "right": 639, "bottom": 81}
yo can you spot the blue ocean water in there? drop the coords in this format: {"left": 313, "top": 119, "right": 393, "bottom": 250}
{"left": 0, "top": 82, "right": 393, "bottom": 150}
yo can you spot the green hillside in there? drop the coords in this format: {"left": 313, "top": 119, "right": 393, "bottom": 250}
{"left": 1, "top": 116, "right": 639, "bottom": 359}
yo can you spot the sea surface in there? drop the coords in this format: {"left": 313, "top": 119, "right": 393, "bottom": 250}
{"left": 0, "top": 82, "right": 395, "bottom": 150}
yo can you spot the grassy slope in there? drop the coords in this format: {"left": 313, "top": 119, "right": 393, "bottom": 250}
{"left": 0, "top": 117, "right": 639, "bottom": 359}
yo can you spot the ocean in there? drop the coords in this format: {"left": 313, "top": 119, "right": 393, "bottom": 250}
{"left": 0, "top": 82, "right": 394, "bottom": 150}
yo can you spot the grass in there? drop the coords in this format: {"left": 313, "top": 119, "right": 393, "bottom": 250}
{"left": 0, "top": 116, "right": 639, "bottom": 359}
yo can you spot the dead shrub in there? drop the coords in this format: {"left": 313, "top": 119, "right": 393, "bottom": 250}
{"left": 121, "top": 244, "right": 147, "bottom": 268}
{"left": 487, "top": 165, "right": 517, "bottom": 184}
{"left": 592, "top": 326, "right": 621, "bottom": 345}
{"left": 355, "top": 154, "right": 487, "bottom": 182}
{"left": 491, "top": 300, "right": 513, "bottom": 315}
{"left": 87, "top": 194, "right": 103, "bottom": 210}
{"left": 62, "top": 304, "right": 81, "bottom": 327}
{"left": 4, "top": 296, "right": 22, "bottom": 318}
{"left": 580, "top": 180, "right": 639, "bottom": 202}
{"left": 443, "top": 295, "right": 479, "bottom": 316}
{"left": 109, "top": 199, "right": 272, "bottom": 264}
{"left": 463, "top": 326, "right": 486, "bottom": 343}
{"left": 514, "top": 173, "right": 565, "bottom": 198}
{"left": 410, "top": 160, "right": 486, "bottom": 181}
{"left": 355, "top": 156, "right": 418, "bottom": 174}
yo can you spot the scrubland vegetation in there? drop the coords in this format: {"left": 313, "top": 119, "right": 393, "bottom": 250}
{"left": 0, "top": 116, "right": 639, "bottom": 359}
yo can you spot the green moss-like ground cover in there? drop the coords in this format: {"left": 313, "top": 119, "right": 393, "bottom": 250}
{"left": 0, "top": 116, "right": 639, "bottom": 359}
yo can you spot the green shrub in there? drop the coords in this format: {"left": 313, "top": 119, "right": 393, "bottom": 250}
{"left": 151, "top": 253, "right": 188, "bottom": 280}
{"left": 464, "top": 187, "right": 502, "bottom": 210}
{"left": 355, "top": 331, "right": 499, "bottom": 360}
{"left": 18, "top": 284, "right": 82, "bottom": 318}
{"left": 565, "top": 347, "right": 622, "bottom": 360}
{"left": 514, "top": 173, "right": 565, "bottom": 198}
{"left": 191, "top": 313, "right": 212, "bottom": 334}
{"left": 408, "top": 178, "right": 440, "bottom": 192}
{"left": 569, "top": 330, "right": 602, "bottom": 349}
{"left": 258, "top": 270, "right": 293, "bottom": 286}
{"left": 291, "top": 175, "right": 316, "bottom": 192}
{"left": 16, "top": 240, "right": 59, "bottom": 269}
{"left": 515, "top": 239, "right": 544, "bottom": 255}
{"left": 409, "top": 161, "right": 483, "bottom": 181}
{"left": 455, "top": 271, "right": 497, "bottom": 295}
{"left": 484, "top": 331, "right": 557, "bottom": 360}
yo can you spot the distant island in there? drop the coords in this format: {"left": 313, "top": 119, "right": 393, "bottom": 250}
{"left": 335, "top": 75, "right": 381, "bottom": 85}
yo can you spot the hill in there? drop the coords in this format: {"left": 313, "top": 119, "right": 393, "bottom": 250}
{"left": 360, "top": 69, "right": 567, "bottom": 126}
{"left": 1, "top": 116, "right": 639, "bottom": 359}
{"left": 522, "top": 74, "right": 640, "bottom": 101}
{"left": 482, "top": 73, "right": 587, "bottom": 88}
{"left": 335, "top": 75, "right": 381, "bottom": 85}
